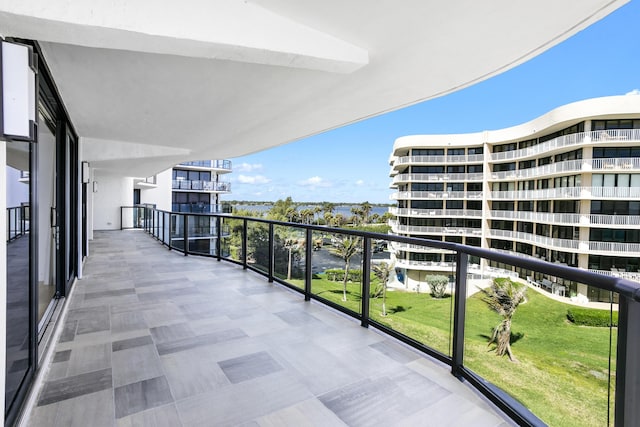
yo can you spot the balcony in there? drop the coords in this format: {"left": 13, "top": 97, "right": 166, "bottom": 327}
{"left": 22, "top": 208, "right": 640, "bottom": 426}
{"left": 392, "top": 153, "right": 485, "bottom": 168}
{"left": 390, "top": 207, "right": 483, "bottom": 218}
{"left": 391, "top": 190, "right": 483, "bottom": 200}
{"left": 392, "top": 172, "right": 484, "bottom": 184}
{"left": 489, "top": 129, "right": 640, "bottom": 162}
{"left": 172, "top": 179, "right": 231, "bottom": 192}
{"left": 179, "top": 160, "right": 232, "bottom": 172}
{"left": 490, "top": 157, "right": 640, "bottom": 181}
{"left": 23, "top": 230, "right": 507, "bottom": 426}
{"left": 491, "top": 186, "right": 640, "bottom": 200}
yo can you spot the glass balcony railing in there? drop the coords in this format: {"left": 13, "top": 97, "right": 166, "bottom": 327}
{"left": 179, "top": 159, "right": 232, "bottom": 170}
{"left": 6, "top": 205, "right": 30, "bottom": 242}
{"left": 172, "top": 179, "right": 231, "bottom": 192}
{"left": 121, "top": 205, "right": 640, "bottom": 427}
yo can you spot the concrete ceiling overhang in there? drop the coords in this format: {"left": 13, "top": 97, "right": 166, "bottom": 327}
{"left": 0, "top": 0, "right": 628, "bottom": 177}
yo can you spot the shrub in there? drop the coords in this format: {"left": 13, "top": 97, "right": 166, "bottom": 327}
{"left": 324, "top": 269, "right": 362, "bottom": 283}
{"left": 426, "top": 274, "right": 449, "bottom": 298}
{"left": 567, "top": 307, "right": 618, "bottom": 327}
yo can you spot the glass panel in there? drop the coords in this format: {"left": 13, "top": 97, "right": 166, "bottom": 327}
{"left": 273, "top": 225, "right": 306, "bottom": 290}
{"left": 188, "top": 215, "right": 215, "bottom": 256}
{"left": 463, "top": 260, "right": 617, "bottom": 426}
{"left": 371, "top": 238, "right": 455, "bottom": 356}
{"left": 246, "top": 221, "right": 269, "bottom": 274}
{"left": 309, "top": 231, "right": 363, "bottom": 314}
{"left": 5, "top": 139, "right": 32, "bottom": 414}
{"left": 221, "top": 216, "right": 244, "bottom": 262}
{"left": 170, "top": 214, "right": 184, "bottom": 251}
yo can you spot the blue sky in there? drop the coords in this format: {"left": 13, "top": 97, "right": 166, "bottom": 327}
{"left": 228, "top": 1, "right": 640, "bottom": 204}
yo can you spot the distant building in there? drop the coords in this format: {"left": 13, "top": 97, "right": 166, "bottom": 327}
{"left": 134, "top": 160, "right": 232, "bottom": 254}
{"left": 389, "top": 95, "right": 640, "bottom": 302}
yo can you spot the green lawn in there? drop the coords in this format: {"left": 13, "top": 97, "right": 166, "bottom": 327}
{"left": 291, "top": 274, "right": 616, "bottom": 427}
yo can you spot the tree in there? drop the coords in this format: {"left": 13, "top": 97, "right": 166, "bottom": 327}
{"left": 321, "top": 201, "right": 335, "bottom": 216}
{"left": 332, "top": 213, "right": 346, "bottom": 227}
{"left": 313, "top": 206, "right": 322, "bottom": 224}
{"left": 267, "top": 197, "right": 297, "bottom": 222}
{"left": 282, "top": 233, "right": 302, "bottom": 280}
{"left": 330, "top": 235, "right": 362, "bottom": 301}
{"left": 360, "top": 201, "right": 372, "bottom": 224}
{"left": 372, "top": 261, "right": 394, "bottom": 316}
{"left": 350, "top": 206, "right": 363, "bottom": 225}
{"left": 478, "top": 278, "right": 527, "bottom": 361}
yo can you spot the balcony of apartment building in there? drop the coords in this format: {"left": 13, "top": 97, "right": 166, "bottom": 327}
{"left": 172, "top": 179, "right": 232, "bottom": 193}
{"left": 19, "top": 206, "right": 640, "bottom": 426}
{"left": 179, "top": 160, "right": 233, "bottom": 173}
{"left": 134, "top": 176, "right": 158, "bottom": 189}
{"left": 489, "top": 129, "right": 640, "bottom": 162}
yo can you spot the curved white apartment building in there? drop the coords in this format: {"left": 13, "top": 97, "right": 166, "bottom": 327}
{"left": 389, "top": 95, "right": 640, "bottom": 302}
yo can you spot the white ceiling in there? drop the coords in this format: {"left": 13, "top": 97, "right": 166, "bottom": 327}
{"left": 0, "top": 0, "right": 628, "bottom": 176}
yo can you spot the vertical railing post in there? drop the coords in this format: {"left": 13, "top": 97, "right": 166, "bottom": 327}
{"left": 161, "top": 211, "right": 165, "bottom": 245}
{"left": 152, "top": 209, "right": 156, "bottom": 237}
{"left": 361, "top": 237, "right": 372, "bottom": 327}
{"left": 183, "top": 214, "right": 189, "bottom": 256}
{"left": 120, "top": 206, "right": 123, "bottom": 230}
{"left": 614, "top": 296, "right": 640, "bottom": 427}
{"left": 452, "top": 250, "right": 469, "bottom": 378}
{"left": 216, "top": 215, "right": 222, "bottom": 261}
{"left": 268, "top": 223, "right": 274, "bottom": 282}
{"left": 242, "top": 219, "right": 248, "bottom": 269}
{"left": 305, "top": 228, "right": 313, "bottom": 301}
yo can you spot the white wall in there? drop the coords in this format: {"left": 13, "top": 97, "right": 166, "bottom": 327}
{"left": 93, "top": 170, "right": 133, "bottom": 230}
{"left": 5, "top": 166, "right": 28, "bottom": 208}
{"left": 140, "top": 168, "right": 171, "bottom": 211}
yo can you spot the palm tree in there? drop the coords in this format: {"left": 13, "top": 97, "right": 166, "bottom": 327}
{"left": 323, "top": 211, "right": 334, "bottom": 226}
{"left": 321, "top": 201, "right": 335, "bottom": 216}
{"left": 478, "top": 278, "right": 526, "bottom": 361}
{"left": 350, "top": 206, "right": 363, "bottom": 225}
{"left": 360, "top": 201, "right": 372, "bottom": 224}
{"left": 313, "top": 206, "right": 322, "bottom": 224}
{"left": 372, "top": 261, "right": 394, "bottom": 316}
{"left": 330, "top": 235, "right": 362, "bottom": 301}
{"left": 282, "top": 234, "right": 301, "bottom": 280}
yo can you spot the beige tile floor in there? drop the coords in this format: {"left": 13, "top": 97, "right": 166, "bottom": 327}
{"left": 22, "top": 230, "right": 511, "bottom": 426}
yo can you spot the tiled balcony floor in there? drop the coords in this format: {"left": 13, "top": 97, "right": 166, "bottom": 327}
{"left": 24, "top": 230, "right": 510, "bottom": 426}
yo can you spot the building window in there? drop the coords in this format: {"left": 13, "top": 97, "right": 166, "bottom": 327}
{"left": 493, "top": 142, "right": 517, "bottom": 153}
{"left": 411, "top": 183, "right": 443, "bottom": 191}
{"left": 592, "top": 119, "right": 640, "bottom": 130}
{"left": 467, "top": 147, "right": 484, "bottom": 155}
{"left": 493, "top": 162, "right": 516, "bottom": 172}
{"left": 447, "top": 148, "right": 465, "bottom": 156}
{"left": 467, "top": 164, "right": 483, "bottom": 173}
{"left": 412, "top": 148, "right": 444, "bottom": 156}
{"left": 412, "top": 166, "right": 445, "bottom": 173}
{"left": 593, "top": 146, "right": 640, "bottom": 158}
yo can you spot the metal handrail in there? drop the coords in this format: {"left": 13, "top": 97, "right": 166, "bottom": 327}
{"left": 128, "top": 206, "right": 640, "bottom": 427}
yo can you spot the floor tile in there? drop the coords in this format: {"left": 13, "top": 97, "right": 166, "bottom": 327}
{"left": 219, "top": 351, "right": 284, "bottom": 384}
{"left": 37, "top": 368, "right": 112, "bottom": 406}
{"left": 114, "top": 375, "right": 174, "bottom": 419}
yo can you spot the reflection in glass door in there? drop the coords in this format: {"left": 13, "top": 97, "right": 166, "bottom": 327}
{"left": 37, "top": 111, "right": 58, "bottom": 329}
{"left": 5, "top": 139, "right": 35, "bottom": 419}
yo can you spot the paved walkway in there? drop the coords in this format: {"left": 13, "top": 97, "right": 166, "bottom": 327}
{"left": 23, "top": 230, "right": 510, "bottom": 426}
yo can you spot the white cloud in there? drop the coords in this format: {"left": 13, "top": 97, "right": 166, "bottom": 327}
{"left": 235, "top": 162, "right": 263, "bottom": 172}
{"left": 237, "top": 174, "right": 271, "bottom": 184}
{"left": 625, "top": 89, "right": 640, "bottom": 96}
{"left": 355, "top": 179, "right": 365, "bottom": 186}
{"left": 299, "top": 176, "right": 333, "bottom": 188}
